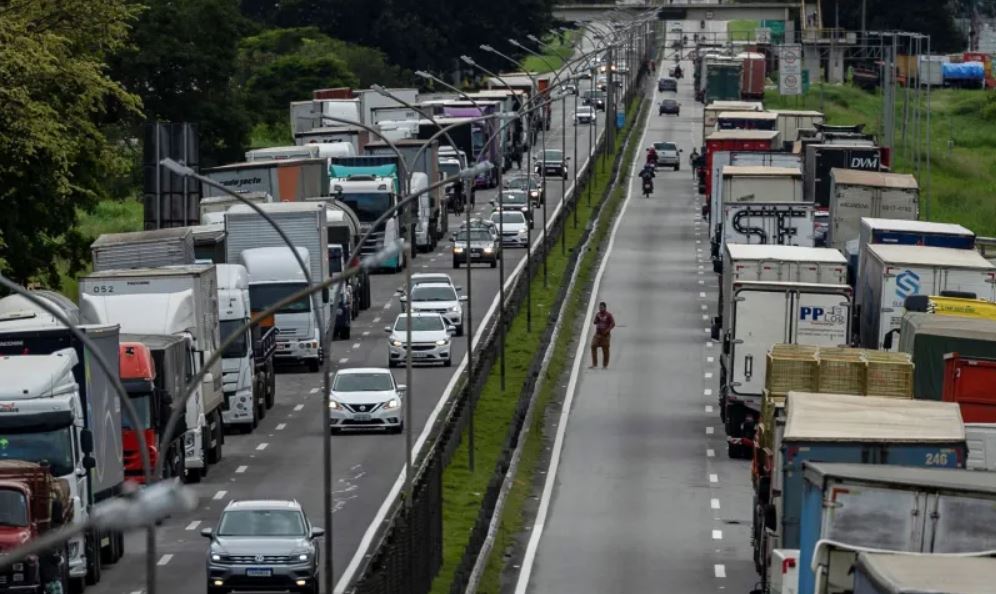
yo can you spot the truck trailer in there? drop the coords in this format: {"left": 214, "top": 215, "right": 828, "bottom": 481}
{"left": 827, "top": 170, "right": 919, "bottom": 251}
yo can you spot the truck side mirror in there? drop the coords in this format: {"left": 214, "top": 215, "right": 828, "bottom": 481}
{"left": 384, "top": 326, "right": 392, "bottom": 333}
{"left": 80, "top": 429, "right": 94, "bottom": 454}
{"left": 82, "top": 456, "right": 96, "bottom": 471}
{"left": 882, "top": 329, "right": 899, "bottom": 350}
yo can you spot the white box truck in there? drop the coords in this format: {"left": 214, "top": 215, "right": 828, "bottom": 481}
{"left": 91, "top": 228, "right": 195, "bottom": 271}
{"left": 827, "top": 169, "right": 919, "bottom": 251}
{"left": 79, "top": 265, "right": 225, "bottom": 483}
{"left": 719, "top": 202, "right": 816, "bottom": 261}
{"left": 858, "top": 244, "right": 996, "bottom": 349}
{"left": 224, "top": 202, "right": 331, "bottom": 370}
{"left": 245, "top": 142, "right": 355, "bottom": 163}
{"left": 714, "top": 244, "right": 849, "bottom": 336}
{"left": 719, "top": 280, "right": 852, "bottom": 441}
{"left": 771, "top": 110, "right": 825, "bottom": 148}
{"left": 709, "top": 153, "right": 803, "bottom": 241}
{"left": 199, "top": 191, "right": 274, "bottom": 225}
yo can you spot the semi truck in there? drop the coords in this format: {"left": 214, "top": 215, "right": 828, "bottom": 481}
{"left": 79, "top": 265, "right": 224, "bottom": 484}
{"left": 804, "top": 144, "right": 883, "bottom": 208}
{"left": 0, "top": 342, "right": 123, "bottom": 589}
{"left": 417, "top": 116, "right": 498, "bottom": 188}
{"left": 718, "top": 278, "right": 852, "bottom": 445}
{"left": 737, "top": 52, "right": 766, "bottom": 99}
{"left": 827, "top": 170, "right": 919, "bottom": 251}
{"left": 201, "top": 158, "right": 330, "bottom": 202}
{"left": 329, "top": 155, "right": 406, "bottom": 272}
{"left": 707, "top": 151, "right": 802, "bottom": 228}
{"left": 849, "top": 553, "right": 995, "bottom": 594}
{"left": 715, "top": 111, "right": 778, "bottom": 132}
{"left": 245, "top": 142, "right": 355, "bottom": 162}
{"left": 225, "top": 202, "right": 332, "bottom": 369}
{"left": 857, "top": 244, "right": 996, "bottom": 349}
{"left": 0, "top": 461, "right": 72, "bottom": 593}
{"left": 118, "top": 336, "right": 187, "bottom": 483}
{"left": 216, "top": 264, "right": 277, "bottom": 431}
{"left": 318, "top": 199, "right": 371, "bottom": 315}
{"left": 702, "top": 130, "right": 781, "bottom": 201}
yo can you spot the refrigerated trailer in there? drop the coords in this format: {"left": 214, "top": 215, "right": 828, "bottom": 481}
{"left": 827, "top": 169, "right": 919, "bottom": 251}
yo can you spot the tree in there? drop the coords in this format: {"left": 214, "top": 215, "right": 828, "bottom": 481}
{"left": 821, "top": 0, "right": 965, "bottom": 52}
{"left": 110, "top": 0, "right": 253, "bottom": 166}
{"left": 0, "top": 0, "right": 141, "bottom": 286}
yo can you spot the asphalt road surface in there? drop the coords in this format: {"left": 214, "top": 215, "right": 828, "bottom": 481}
{"left": 517, "top": 54, "right": 757, "bottom": 593}
{"left": 87, "top": 36, "right": 630, "bottom": 594}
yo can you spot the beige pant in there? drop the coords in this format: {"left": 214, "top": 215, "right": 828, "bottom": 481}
{"left": 591, "top": 333, "right": 610, "bottom": 367}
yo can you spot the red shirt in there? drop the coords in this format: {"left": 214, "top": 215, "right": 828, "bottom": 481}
{"left": 593, "top": 311, "right": 615, "bottom": 335}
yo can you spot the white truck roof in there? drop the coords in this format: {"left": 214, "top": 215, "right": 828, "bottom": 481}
{"left": 705, "top": 101, "right": 763, "bottom": 111}
{"left": 216, "top": 264, "right": 249, "bottom": 290}
{"left": 726, "top": 244, "right": 848, "bottom": 264}
{"left": 855, "top": 552, "right": 996, "bottom": 594}
{"left": 240, "top": 247, "right": 310, "bottom": 283}
{"left": 0, "top": 349, "right": 78, "bottom": 400}
{"left": 830, "top": 168, "right": 918, "bottom": 189}
{"left": 721, "top": 165, "right": 801, "bottom": 177}
{"left": 861, "top": 218, "right": 974, "bottom": 236}
{"left": 771, "top": 109, "right": 824, "bottom": 117}
{"left": 706, "top": 130, "right": 780, "bottom": 141}
{"left": 716, "top": 111, "right": 778, "bottom": 121}
{"left": 866, "top": 244, "right": 994, "bottom": 269}
{"left": 784, "top": 392, "right": 965, "bottom": 442}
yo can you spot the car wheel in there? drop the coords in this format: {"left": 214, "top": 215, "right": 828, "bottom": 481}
{"left": 453, "top": 258, "right": 460, "bottom": 269}
{"left": 456, "top": 323, "right": 464, "bottom": 337}
{"left": 342, "top": 325, "right": 351, "bottom": 340}
{"left": 490, "top": 259, "right": 497, "bottom": 268}
{"left": 444, "top": 356, "right": 452, "bottom": 367}
{"left": 674, "top": 165, "right": 680, "bottom": 171}
{"left": 390, "top": 422, "right": 404, "bottom": 435}
{"left": 307, "top": 359, "right": 320, "bottom": 373}
{"left": 208, "top": 585, "right": 228, "bottom": 594}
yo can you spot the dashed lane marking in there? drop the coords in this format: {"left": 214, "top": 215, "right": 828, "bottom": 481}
{"left": 362, "top": 331, "right": 370, "bottom": 337}
{"left": 157, "top": 554, "right": 173, "bottom": 566}
{"left": 372, "top": 317, "right": 381, "bottom": 323}
{"left": 294, "top": 404, "right": 304, "bottom": 412}
{"left": 309, "top": 388, "right": 319, "bottom": 394}
{"left": 699, "top": 292, "right": 707, "bottom": 298}
{"left": 705, "top": 426, "right": 714, "bottom": 435}
{"left": 235, "top": 466, "right": 248, "bottom": 474}
{"left": 352, "top": 343, "right": 361, "bottom": 349}
{"left": 707, "top": 449, "right": 715, "bottom": 458}
{"left": 714, "top": 564, "right": 727, "bottom": 578}
{"left": 256, "top": 443, "right": 268, "bottom": 451}
{"left": 705, "top": 405, "right": 713, "bottom": 413}
{"left": 705, "top": 372, "right": 713, "bottom": 379}
{"left": 704, "top": 388, "right": 713, "bottom": 396}
{"left": 185, "top": 520, "right": 201, "bottom": 531}
{"left": 276, "top": 423, "right": 286, "bottom": 431}
{"left": 707, "top": 356, "right": 714, "bottom": 363}
{"left": 711, "top": 498, "right": 720, "bottom": 510}
{"left": 712, "top": 529, "right": 723, "bottom": 540}
{"left": 382, "top": 303, "right": 391, "bottom": 310}
{"left": 338, "top": 358, "right": 349, "bottom": 364}
{"left": 213, "top": 490, "right": 227, "bottom": 500}
{"left": 709, "top": 474, "right": 719, "bottom": 484}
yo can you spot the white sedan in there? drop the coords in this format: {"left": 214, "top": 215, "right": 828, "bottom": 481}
{"left": 574, "top": 106, "right": 596, "bottom": 125}
{"left": 328, "top": 368, "right": 405, "bottom": 434}
{"left": 490, "top": 210, "right": 530, "bottom": 248}
{"left": 385, "top": 312, "right": 455, "bottom": 367}
{"left": 402, "top": 282, "right": 467, "bottom": 335}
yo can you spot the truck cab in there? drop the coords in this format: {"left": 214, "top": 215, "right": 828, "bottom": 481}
{"left": 216, "top": 264, "right": 265, "bottom": 430}
{"left": 330, "top": 175, "right": 404, "bottom": 272}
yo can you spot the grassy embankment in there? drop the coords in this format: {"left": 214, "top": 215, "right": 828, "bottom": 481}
{"left": 521, "top": 32, "right": 576, "bottom": 73}
{"left": 765, "top": 84, "right": 996, "bottom": 236}
{"left": 429, "top": 96, "right": 647, "bottom": 592}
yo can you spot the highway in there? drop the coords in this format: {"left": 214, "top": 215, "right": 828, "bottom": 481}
{"left": 88, "top": 39, "right": 628, "bottom": 594}
{"left": 515, "top": 50, "right": 757, "bottom": 593}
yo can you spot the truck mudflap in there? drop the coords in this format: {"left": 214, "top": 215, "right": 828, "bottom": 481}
{"left": 253, "top": 326, "right": 277, "bottom": 368}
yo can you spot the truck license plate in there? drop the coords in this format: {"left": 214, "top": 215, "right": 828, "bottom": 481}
{"left": 353, "top": 413, "right": 372, "bottom": 421}
{"left": 246, "top": 568, "right": 272, "bottom": 577}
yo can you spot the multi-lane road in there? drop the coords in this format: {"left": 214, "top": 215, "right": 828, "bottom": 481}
{"left": 515, "top": 48, "right": 757, "bottom": 594}
{"left": 89, "top": 38, "right": 630, "bottom": 594}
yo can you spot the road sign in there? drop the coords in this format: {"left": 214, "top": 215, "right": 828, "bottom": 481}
{"left": 779, "top": 44, "right": 803, "bottom": 96}
{"left": 755, "top": 28, "right": 772, "bottom": 44}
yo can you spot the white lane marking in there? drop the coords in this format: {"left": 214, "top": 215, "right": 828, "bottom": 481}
{"left": 698, "top": 264, "right": 704, "bottom": 269}
{"left": 309, "top": 388, "right": 319, "bottom": 394}
{"left": 715, "top": 564, "right": 727, "bottom": 578}
{"left": 705, "top": 405, "right": 713, "bottom": 413}
{"left": 362, "top": 331, "right": 370, "bottom": 337}
{"left": 511, "top": 97, "right": 648, "bottom": 594}
{"left": 256, "top": 443, "right": 268, "bottom": 451}
{"left": 341, "top": 85, "right": 604, "bottom": 592}
{"left": 185, "top": 520, "right": 201, "bottom": 531}
{"left": 704, "top": 389, "right": 713, "bottom": 396}
{"left": 372, "top": 317, "right": 381, "bottom": 323}
{"left": 706, "top": 341, "right": 713, "bottom": 349}
{"left": 712, "top": 529, "right": 723, "bottom": 540}
{"left": 707, "top": 448, "right": 715, "bottom": 458}
{"left": 699, "top": 291, "right": 707, "bottom": 298}
{"left": 157, "top": 554, "right": 173, "bottom": 566}
{"left": 711, "top": 498, "right": 721, "bottom": 510}
{"left": 709, "top": 473, "right": 719, "bottom": 484}
{"left": 294, "top": 404, "right": 304, "bottom": 412}
{"left": 338, "top": 358, "right": 349, "bottom": 364}
{"left": 351, "top": 343, "right": 360, "bottom": 349}
{"left": 235, "top": 465, "right": 248, "bottom": 474}
{"left": 701, "top": 304, "right": 708, "bottom": 310}
{"left": 276, "top": 423, "right": 287, "bottom": 431}
{"left": 698, "top": 270, "right": 703, "bottom": 275}
{"left": 704, "top": 328, "right": 710, "bottom": 334}
{"left": 705, "top": 372, "right": 713, "bottom": 379}
{"left": 212, "top": 490, "right": 227, "bottom": 500}
{"left": 382, "top": 302, "right": 391, "bottom": 310}
{"left": 702, "top": 314, "right": 709, "bottom": 320}
{"left": 705, "top": 426, "right": 714, "bottom": 435}
{"left": 707, "top": 356, "right": 714, "bottom": 363}
{"left": 698, "top": 279, "right": 705, "bottom": 285}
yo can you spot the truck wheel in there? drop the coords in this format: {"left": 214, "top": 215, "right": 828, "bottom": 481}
{"left": 342, "top": 325, "right": 351, "bottom": 340}
{"left": 265, "top": 364, "right": 276, "bottom": 409}
{"left": 84, "top": 532, "right": 100, "bottom": 585}
{"left": 185, "top": 467, "right": 202, "bottom": 484}
{"left": 308, "top": 359, "right": 320, "bottom": 373}
{"left": 453, "top": 259, "right": 460, "bottom": 269}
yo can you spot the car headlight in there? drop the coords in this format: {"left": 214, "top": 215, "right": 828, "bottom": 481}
{"left": 453, "top": 246, "right": 464, "bottom": 253}
{"left": 211, "top": 553, "right": 222, "bottom": 562}
{"left": 449, "top": 305, "right": 460, "bottom": 312}
{"left": 435, "top": 339, "right": 449, "bottom": 346}
{"left": 483, "top": 247, "right": 493, "bottom": 254}
{"left": 296, "top": 553, "right": 310, "bottom": 562}
{"left": 518, "top": 229, "right": 528, "bottom": 236}
{"left": 391, "top": 339, "right": 403, "bottom": 347}
{"left": 520, "top": 206, "right": 529, "bottom": 212}
{"left": 384, "top": 399, "right": 401, "bottom": 411}
{"left": 529, "top": 190, "right": 539, "bottom": 197}
{"left": 328, "top": 400, "right": 342, "bottom": 410}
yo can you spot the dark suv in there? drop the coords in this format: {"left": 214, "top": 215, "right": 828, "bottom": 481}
{"left": 203, "top": 500, "right": 323, "bottom": 594}
{"left": 657, "top": 78, "right": 678, "bottom": 92}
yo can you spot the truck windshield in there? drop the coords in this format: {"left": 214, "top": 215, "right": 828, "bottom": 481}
{"left": 0, "top": 489, "right": 28, "bottom": 527}
{"left": 340, "top": 193, "right": 393, "bottom": 223}
{"left": 122, "top": 394, "right": 153, "bottom": 430}
{"left": 220, "top": 320, "right": 249, "bottom": 358}
{"left": 440, "top": 163, "right": 460, "bottom": 179}
{"left": 471, "top": 127, "right": 486, "bottom": 156}
{"left": 0, "top": 429, "right": 74, "bottom": 477}
{"left": 249, "top": 284, "right": 311, "bottom": 315}
{"left": 411, "top": 286, "right": 457, "bottom": 302}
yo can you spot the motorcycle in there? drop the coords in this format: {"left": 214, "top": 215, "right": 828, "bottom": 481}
{"left": 641, "top": 178, "right": 653, "bottom": 198}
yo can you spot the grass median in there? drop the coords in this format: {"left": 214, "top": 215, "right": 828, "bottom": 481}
{"left": 521, "top": 32, "right": 575, "bottom": 73}
{"left": 764, "top": 84, "right": 996, "bottom": 236}
{"left": 429, "top": 94, "right": 647, "bottom": 593}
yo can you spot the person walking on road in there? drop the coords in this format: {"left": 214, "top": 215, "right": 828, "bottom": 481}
{"left": 689, "top": 148, "right": 700, "bottom": 179}
{"left": 590, "top": 301, "right": 615, "bottom": 369}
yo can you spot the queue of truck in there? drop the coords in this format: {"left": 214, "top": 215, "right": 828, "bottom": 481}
{"left": 692, "top": 95, "right": 996, "bottom": 593}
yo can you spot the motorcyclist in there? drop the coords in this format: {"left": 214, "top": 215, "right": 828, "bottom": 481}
{"left": 639, "top": 165, "right": 655, "bottom": 196}
{"left": 674, "top": 65, "right": 683, "bottom": 79}
{"left": 646, "top": 146, "right": 658, "bottom": 166}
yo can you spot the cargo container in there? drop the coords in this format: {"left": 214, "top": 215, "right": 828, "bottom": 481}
{"left": 801, "top": 464, "right": 996, "bottom": 594}
{"left": 918, "top": 55, "right": 948, "bottom": 86}
{"left": 720, "top": 166, "right": 803, "bottom": 204}
{"left": 804, "top": 144, "right": 882, "bottom": 207}
{"left": 859, "top": 245, "right": 996, "bottom": 349}
{"left": 293, "top": 126, "right": 370, "bottom": 152}
{"left": 703, "top": 130, "right": 781, "bottom": 199}
{"left": 708, "top": 152, "right": 802, "bottom": 233}
{"left": 720, "top": 203, "right": 816, "bottom": 254}
{"left": 856, "top": 219, "right": 976, "bottom": 305}
{"left": 705, "top": 62, "right": 743, "bottom": 104}
{"left": 943, "top": 353, "right": 996, "bottom": 422}
{"left": 756, "top": 392, "right": 966, "bottom": 575}
{"left": 199, "top": 191, "right": 274, "bottom": 225}
{"left": 715, "top": 111, "right": 778, "bottom": 132}
{"left": 772, "top": 110, "right": 825, "bottom": 149}
{"left": 202, "top": 158, "right": 329, "bottom": 201}
{"left": 851, "top": 553, "right": 996, "bottom": 594}
{"left": 91, "top": 227, "right": 195, "bottom": 271}
{"left": 898, "top": 313, "right": 996, "bottom": 400}
{"left": 827, "top": 170, "right": 919, "bottom": 251}
{"left": 738, "top": 52, "right": 766, "bottom": 99}
{"left": 966, "top": 423, "right": 996, "bottom": 471}
{"left": 701, "top": 100, "right": 763, "bottom": 147}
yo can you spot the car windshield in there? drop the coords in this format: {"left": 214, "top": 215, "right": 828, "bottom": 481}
{"left": 220, "top": 319, "right": 249, "bottom": 358}
{"left": 654, "top": 142, "right": 677, "bottom": 151}
{"left": 0, "top": 428, "right": 74, "bottom": 477}
{"left": 394, "top": 316, "right": 445, "bottom": 332}
{"left": 662, "top": 100, "right": 678, "bottom": 106}
{"left": 492, "top": 212, "right": 525, "bottom": 224}
{"left": 455, "top": 230, "right": 492, "bottom": 242}
{"left": 0, "top": 490, "right": 28, "bottom": 527}
{"left": 122, "top": 393, "right": 154, "bottom": 430}
{"left": 439, "top": 163, "right": 460, "bottom": 178}
{"left": 333, "top": 372, "right": 394, "bottom": 392}
{"left": 249, "top": 283, "right": 311, "bottom": 315}
{"left": 543, "top": 150, "right": 563, "bottom": 160}
{"left": 412, "top": 286, "right": 457, "bottom": 302}
{"left": 217, "top": 509, "right": 306, "bottom": 537}
{"left": 339, "top": 192, "right": 393, "bottom": 223}
{"left": 413, "top": 276, "right": 449, "bottom": 288}
{"left": 501, "top": 193, "right": 527, "bottom": 205}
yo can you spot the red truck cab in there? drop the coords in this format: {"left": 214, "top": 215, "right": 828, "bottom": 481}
{"left": 119, "top": 342, "right": 158, "bottom": 484}
{"left": 0, "top": 461, "right": 70, "bottom": 591}
{"left": 702, "top": 129, "right": 782, "bottom": 213}
{"left": 943, "top": 353, "right": 996, "bottom": 422}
